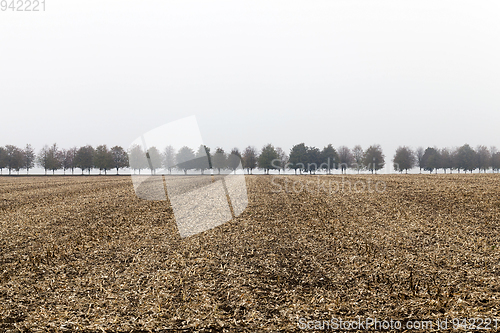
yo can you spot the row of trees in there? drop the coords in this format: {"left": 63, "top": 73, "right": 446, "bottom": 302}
{"left": 127, "top": 143, "right": 386, "bottom": 175}
{"left": 2, "top": 142, "right": 498, "bottom": 175}
{"left": 0, "top": 144, "right": 129, "bottom": 175}
{"left": 393, "top": 144, "right": 500, "bottom": 174}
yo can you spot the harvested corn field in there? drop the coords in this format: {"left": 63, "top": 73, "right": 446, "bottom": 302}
{"left": 1, "top": 175, "right": 500, "bottom": 331}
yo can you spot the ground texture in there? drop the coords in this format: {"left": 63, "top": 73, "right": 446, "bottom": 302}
{"left": 1, "top": 175, "right": 500, "bottom": 332}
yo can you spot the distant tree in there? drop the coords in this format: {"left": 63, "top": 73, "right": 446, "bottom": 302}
{"left": 194, "top": 145, "right": 211, "bottom": 174}
{"left": 421, "top": 147, "right": 440, "bottom": 174}
{"left": 456, "top": 144, "right": 477, "bottom": 173}
{"left": 60, "top": 149, "right": 70, "bottom": 175}
{"left": 110, "top": 146, "right": 129, "bottom": 175}
{"left": 364, "top": 144, "right": 385, "bottom": 174}
{"left": 288, "top": 143, "right": 308, "bottom": 175}
{"left": 450, "top": 147, "right": 459, "bottom": 173}
{"left": 258, "top": 144, "right": 279, "bottom": 174}
{"left": 212, "top": 147, "right": 227, "bottom": 175}
{"left": 242, "top": 146, "right": 257, "bottom": 174}
{"left": 305, "top": 146, "right": 321, "bottom": 174}
{"left": 352, "top": 145, "right": 364, "bottom": 174}
{"left": 176, "top": 146, "right": 196, "bottom": 175}
{"left": 63, "top": 147, "right": 78, "bottom": 175}
{"left": 274, "top": 147, "right": 288, "bottom": 174}
{"left": 319, "top": 144, "right": 339, "bottom": 174}
{"left": 22, "top": 144, "right": 36, "bottom": 174}
{"left": 146, "top": 146, "right": 162, "bottom": 175}
{"left": 46, "top": 143, "right": 63, "bottom": 175}
{"left": 0, "top": 147, "right": 6, "bottom": 175}
{"left": 439, "top": 148, "right": 454, "bottom": 174}
{"left": 476, "top": 145, "right": 491, "bottom": 173}
{"left": 491, "top": 150, "right": 500, "bottom": 173}
{"left": 4, "top": 145, "right": 24, "bottom": 175}
{"left": 415, "top": 147, "right": 425, "bottom": 174}
{"left": 227, "top": 148, "right": 242, "bottom": 174}
{"left": 393, "top": 146, "right": 415, "bottom": 173}
{"left": 128, "top": 144, "right": 147, "bottom": 175}
{"left": 37, "top": 145, "right": 50, "bottom": 175}
{"left": 94, "top": 145, "right": 114, "bottom": 175}
{"left": 75, "top": 145, "right": 95, "bottom": 175}
{"left": 162, "top": 145, "right": 176, "bottom": 175}
{"left": 338, "top": 146, "right": 354, "bottom": 174}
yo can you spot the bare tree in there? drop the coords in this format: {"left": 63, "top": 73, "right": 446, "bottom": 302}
{"left": 44, "top": 143, "right": 63, "bottom": 175}
{"left": 37, "top": 145, "right": 50, "bottom": 175}
{"left": 162, "top": 145, "right": 176, "bottom": 175}
{"left": 146, "top": 146, "right": 162, "bottom": 175}
{"left": 352, "top": 145, "right": 364, "bottom": 174}
{"left": 274, "top": 147, "right": 288, "bottom": 174}
{"left": 415, "top": 147, "right": 424, "bottom": 174}
{"left": 128, "top": 144, "right": 147, "bottom": 175}
{"left": 23, "top": 144, "right": 36, "bottom": 174}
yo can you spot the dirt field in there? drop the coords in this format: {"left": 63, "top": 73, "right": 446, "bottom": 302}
{"left": 1, "top": 174, "right": 500, "bottom": 332}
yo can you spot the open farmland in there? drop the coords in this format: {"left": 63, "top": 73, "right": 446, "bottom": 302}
{"left": 1, "top": 175, "right": 500, "bottom": 331}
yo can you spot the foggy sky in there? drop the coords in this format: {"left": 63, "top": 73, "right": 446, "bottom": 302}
{"left": 1, "top": 0, "right": 499, "bottom": 170}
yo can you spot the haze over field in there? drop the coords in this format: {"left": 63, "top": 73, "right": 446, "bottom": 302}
{"left": 1, "top": 1, "right": 499, "bottom": 173}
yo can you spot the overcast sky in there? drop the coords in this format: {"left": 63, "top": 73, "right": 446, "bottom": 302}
{"left": 1, "top": 0, "right": 499, "bottom": 167}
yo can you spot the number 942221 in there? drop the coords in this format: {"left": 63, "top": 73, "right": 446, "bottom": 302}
{"left": 1, "top": 0, "right": 45, "bottom": 11}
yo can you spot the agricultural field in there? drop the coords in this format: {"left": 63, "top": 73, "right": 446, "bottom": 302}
{"left": 1, "top": 174, "right": 500, "bottom": 331}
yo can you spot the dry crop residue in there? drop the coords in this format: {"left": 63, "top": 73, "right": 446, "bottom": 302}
{"left": 1, "top": 175, "right": 500, "bottom": 331}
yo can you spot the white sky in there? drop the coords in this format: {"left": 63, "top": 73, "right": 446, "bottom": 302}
{"left": 1, "top": 0, "right": 499, "bottom": 167}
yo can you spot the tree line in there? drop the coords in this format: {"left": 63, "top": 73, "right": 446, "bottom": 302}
{"left": 0, "top": 144, "right": 129, "bottom": 175}
{"left": 393, "top": 144, "right": 500, "bottom": 174}
{"left": 126, "top": 143, "right": 387, "bottom": 175}
{"left": 0, "top": 142, "right": 498, "bottom": 175}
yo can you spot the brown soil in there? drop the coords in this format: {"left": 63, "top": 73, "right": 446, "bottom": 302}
{"left": 1, "top": 175, "right": 500, "bottom": 332}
